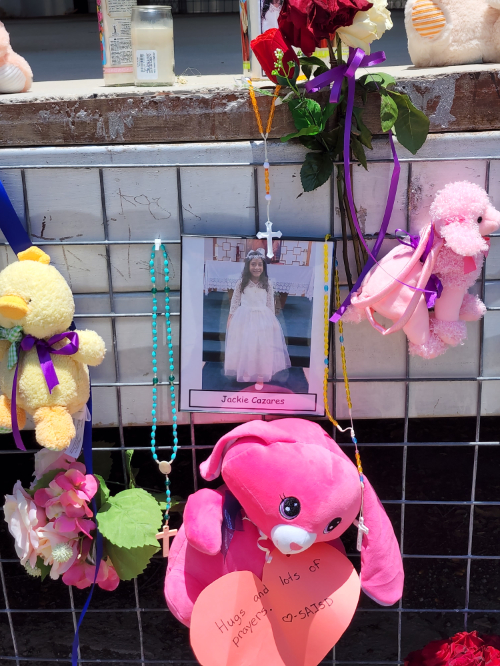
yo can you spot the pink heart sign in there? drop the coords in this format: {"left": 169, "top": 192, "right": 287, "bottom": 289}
{"left": 190, "top": 543, "right": 360, "bottom": 666}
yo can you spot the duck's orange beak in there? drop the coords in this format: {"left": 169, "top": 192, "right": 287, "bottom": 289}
{"left": 0, "top": 295, "right": 29, "bottom": 320}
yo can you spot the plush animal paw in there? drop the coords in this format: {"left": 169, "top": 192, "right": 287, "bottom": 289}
{"left": 0, "top": 394, "right": 25, "bottom": 432}
{"left": 342, "top": 305, "right": 367, "bottom": 323}
{"left": 409, "top": 332, "right": 448, "bottom": 359}
{"left": 33, "top": 406, "right": 75, "bottom": 451}
{"left": 433, "top": 319, "right": 467, "bottom": 347}
{"left": 459, "top": 293, "right": 487, "bottom": 321}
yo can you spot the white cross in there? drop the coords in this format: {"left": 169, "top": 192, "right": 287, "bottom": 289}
{"left": 256, "top": 221, "right": 282, "bottom": 259}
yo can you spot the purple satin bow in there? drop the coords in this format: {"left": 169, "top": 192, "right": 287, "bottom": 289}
{"left": 305, "top": 47, "right": 386, "bottom": 104}
{"left": 396, "top": 228, "right": 443, "bottom": 308}
{"left": 11, "top": 331, "right": 79, "bottom": 451}
{"left": 303, "top": 48, "right": 402, "bottom": 323}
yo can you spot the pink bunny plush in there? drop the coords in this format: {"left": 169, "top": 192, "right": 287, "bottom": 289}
{"left": 0, "top": 22, "right": 32, "bottom": 94}
{"left": 165, "top": 418, "right": 404, "bottom": 627}
{"left": 343, "top": 181, "right": 500, "bottom": 359}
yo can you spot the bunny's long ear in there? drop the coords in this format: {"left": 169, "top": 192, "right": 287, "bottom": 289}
{"left": 200, "top": 419, "right": 296, "bottom": 481}
{"left": 360, "top": 476, "right": 404, "bottom": 606}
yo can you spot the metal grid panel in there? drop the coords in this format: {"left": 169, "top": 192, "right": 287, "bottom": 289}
{"left": 0, "top": 143, "right": 498, "bottom": 666}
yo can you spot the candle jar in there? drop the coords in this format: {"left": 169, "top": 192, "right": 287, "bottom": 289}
{"left": 131, "top": 5, "right": 175, "bottom": 86}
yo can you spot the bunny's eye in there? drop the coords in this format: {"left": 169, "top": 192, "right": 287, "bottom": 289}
{"left": 279, "top": 496, "right": 301, "bottom": 519}
{"left": 324, "top": 517, "right": 342, "bottom": 534}
{"left": 478, "top": 217, "right": 483, "bottom": 223}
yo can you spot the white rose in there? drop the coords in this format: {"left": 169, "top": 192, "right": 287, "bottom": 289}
{"left": 337, "top": 0, "right": 393, "bottom": 55}
{"left": 4, "top": 481, "right": 45, "bottom": 568}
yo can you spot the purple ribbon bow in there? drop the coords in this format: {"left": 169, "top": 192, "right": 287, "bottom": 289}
{"left": 395, "top": 228, "right": 443, "bottom": 309}
{"left": 305, "top": 47, "right": 386, "bottom": 104}
{"left": 11, "top": 331, "right": 79, "bottom": 451}
{"left": 305, "top": 48, "right": 402, "bottom": 323}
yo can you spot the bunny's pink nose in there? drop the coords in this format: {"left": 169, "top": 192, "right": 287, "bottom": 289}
{"left": 289, "top": 542, "right": 303, "bottom": 551}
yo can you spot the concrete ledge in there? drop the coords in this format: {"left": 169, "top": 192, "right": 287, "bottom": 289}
{"left": 0, "top": 63, "right": 499, "bottom": 146}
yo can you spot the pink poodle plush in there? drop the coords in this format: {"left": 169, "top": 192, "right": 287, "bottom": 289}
{"left": 0, "top": 22, "right": 32, "bottom": 94}
{"left": 164, "top": 418, "right": 404, "bottom": 627}
{"left": 343, "top": 181, "right": 500, "bottom": 359}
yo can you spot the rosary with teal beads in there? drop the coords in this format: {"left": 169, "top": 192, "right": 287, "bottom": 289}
{"left": 149, "top": 242, "right": 178, "bottom": 556}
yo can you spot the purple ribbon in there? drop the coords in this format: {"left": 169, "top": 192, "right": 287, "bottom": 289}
{"left": 305, "top": 47, "right": 402, "bottom": 323}
{"left": 11, "top": 332, "right": 79, "bottom": 451}
{"left": 396, "top": 228, "right": 443, "bottom": 308}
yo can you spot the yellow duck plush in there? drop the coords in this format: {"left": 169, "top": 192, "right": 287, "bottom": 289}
{"left": 0, "top": 246, "right": 106, "bottom": 451}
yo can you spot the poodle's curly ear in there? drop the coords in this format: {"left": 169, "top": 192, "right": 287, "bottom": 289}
{"left": 439, "top": 222, "right": 489, "bottom": 257}
{"left": 359, "top": 476, "right": 404, "bottom": 606}
{"left": 17, "top": 246, "right": 51, "bottom": 265}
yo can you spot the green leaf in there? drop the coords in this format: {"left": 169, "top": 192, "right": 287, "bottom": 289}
{"left": 125, "top": 450, "right": 137, "bottom": 489}
{"left": 28, "top": 469, "right": 66, "bottom": 495}
{"left": 299, "top": 135, "right": 323, "bottom": 151}
{"left": 321, "top": 102, "right": 339, "bottom": 129}
{"left": 359, "top": 72, "right": 396, "bottom": 92}
{"left": 380, "top": 92, "right": 399, "bottom": 133}
{"left": 281, "top": 125, "right": 321, "bottom": 142}
{"left": 105, "top": 541, "right": 159, "bottom": 581}
{"left": 312, "top": 64, "right": 329, "bottom": 77}
{"left": 388, "top": 91, "right": 430, "bottom": 155}
{"left": 352, "top": 107, "right": 373, "bottom": 150}
{"left": 288, "top": 98, "right": 323, "bottom": 131}
{"left": 151, "top": 492, "right": 186, "bottom": 513}
{"left": 300, "top": 152, "right": 333, "bottom": 193}
{"left": 351, "top": 136, "right": 368, "bottom": 170}
{"left": 97, "top": 488, "right": 163, "bottom": 549}
{"left": 300, "top": 63, "right": 313, "bottom": 80}
{"left": 36, "top": 556, "right": 51, "bottom": 582}
{"left": 94, "top": 474, "right": 110, "bottom": 511}
{"left": 299, "top": 55, "right": 327, "bottom": 69}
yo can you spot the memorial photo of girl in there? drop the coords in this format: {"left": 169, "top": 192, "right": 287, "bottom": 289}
{"left": 261, "top": 0, "right": 284, "bottom": 32}
{"left": 224, "top": 249, "right": 291, "bottom": 390}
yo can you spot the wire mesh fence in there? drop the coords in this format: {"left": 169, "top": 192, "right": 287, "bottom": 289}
{"left": 0, "top": 141, "right": 498, "bottom": 666}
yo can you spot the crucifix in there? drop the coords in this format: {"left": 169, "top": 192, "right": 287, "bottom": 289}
{"left": 156, "top": 523, "right": 178, "bottom": 557}
{"left": 257, "top": 221, "right": 282, "bottom": 259}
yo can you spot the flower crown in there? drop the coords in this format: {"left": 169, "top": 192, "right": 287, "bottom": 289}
{"left": 246, "top": 249, "right": 266, "bottom": 260}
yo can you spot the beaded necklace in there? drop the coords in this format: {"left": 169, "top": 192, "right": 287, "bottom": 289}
{"left": 323, "top": 237, "right": 368, "bottom": 550}
{"left": 149, "top": 243, "right": 179, "bottom": 556}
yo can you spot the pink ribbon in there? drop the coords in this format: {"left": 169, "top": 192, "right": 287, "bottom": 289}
{"left": 11, "top": 332, "right": 79, "bottom": 451}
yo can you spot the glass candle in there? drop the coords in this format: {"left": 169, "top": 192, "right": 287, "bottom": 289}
{"left": 131, "top": 6, "right": 175, "bottom": 86}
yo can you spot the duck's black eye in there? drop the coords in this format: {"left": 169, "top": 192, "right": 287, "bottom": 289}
{"left": 478, "top": 217, "right": 483, "bottom": 223}
{"left": 279, "top": 497, "right": 301, "bottom": 520}
{"left": 324, "top": 517, "right": 342, "bottom": 534}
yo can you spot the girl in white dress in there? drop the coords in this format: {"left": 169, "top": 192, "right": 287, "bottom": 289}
{"left": 224, "top": 249, "right": 291, "bottom": 387}
{"left": 261, "top": 0, "right": 283, "bottom": 32}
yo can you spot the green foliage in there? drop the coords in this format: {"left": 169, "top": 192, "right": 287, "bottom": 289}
{"left": 281, "top": 125, "right": 321, "bottom": 142}
{"left": 300, "top": 152, "right": 333, "bottom": 192}
{"left": 27, "top": 469, "right": 66, "bottom": 495}
{"left": 151, "top": 492, "right": 186, "bottom": 514}
{"left": 97, "top": 488, "right": 163, "bottom": 549}
{"left": 125, "top": 449, "right": 138, "bottom": 489}
{"left": 94, "top": 474, "right": 110, "bottom": 511}
{"left": 36, "top": 556, "right": 51, "bottom": 582}
{"left": 388, "top": 90, "right": 430, "bottom": 154}
{"left": 352, "top": 108, "right": 372, "bottom": 150}
{"left": 105, "top": 541, "right": 159, "bottom": 581}
{"left": 380, "top": 92, "right": 399, "bottom": 133}
{"left": 288, "top": 98, "right": 323, "bottom": 131}
{"left": 299, "top": 56, "right": 329, "bottom": 80}
{"left": 351, "top": 136, "right": 368, "bottom": 170}
{"left": 359, "top": 72, "right": 396, "bottom": 92}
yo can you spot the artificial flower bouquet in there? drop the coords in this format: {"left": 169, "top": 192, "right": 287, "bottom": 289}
{"left": 405, "top": 630, "right": 500, "bottom": 666}
{"left": 250, "top": 0, "right": 430, "bottom": 288}
{"left": 4, "top": 449, "right": 170, "bottom": 590}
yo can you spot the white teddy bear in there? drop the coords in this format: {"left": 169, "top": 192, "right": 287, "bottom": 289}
{"left": 405, "top": 0, "right": 500, "bottom": 68}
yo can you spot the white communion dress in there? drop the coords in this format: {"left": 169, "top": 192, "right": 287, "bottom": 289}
{"left": 224, "top": 278, "right": 291, "bottom": 383}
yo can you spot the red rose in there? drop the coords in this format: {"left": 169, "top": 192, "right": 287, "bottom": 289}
{"left": 405, "top": 639, "right": 452, "bottom": 666}
{"left": 278, "top": 0, "right": 373, "bottom": 56}
{"left": 483, "top": 645, "right": 500, "bottom": 666}
{"left": 250, "top": 28, "right": 300, "bottom": 83}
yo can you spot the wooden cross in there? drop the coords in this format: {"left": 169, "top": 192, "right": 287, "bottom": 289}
{"left": 257, "top": 221, "right": 282, "bottom": 259}
{"left": 156, "top": 523, "right": 178, "bottom": 557}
